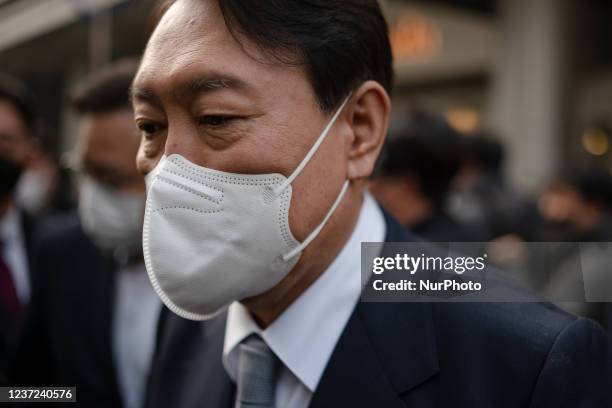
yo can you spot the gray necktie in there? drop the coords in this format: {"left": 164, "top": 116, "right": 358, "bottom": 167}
{"left": 235, "top": 335, "right": 280, "bottom": 408}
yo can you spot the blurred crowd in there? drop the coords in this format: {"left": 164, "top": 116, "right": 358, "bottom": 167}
{"left": 1, "top": 59, "right": 611, "bottom": 405}
{"left": 370, "top": 108, "right": 612, "bottom": 328}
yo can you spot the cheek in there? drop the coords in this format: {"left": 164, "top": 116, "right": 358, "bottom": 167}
{"left": 136, "top": 141, "right": 161, "bottom": 176}
{"left": 286, "top": 130, "right": 348, "bottom": 241}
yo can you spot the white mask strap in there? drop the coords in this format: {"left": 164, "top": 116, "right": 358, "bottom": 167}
{"left": 273, "top": 94, "right": 352, "bottom": 196}
{"left": 282, "top": 179, "right": 350, "bottom": 261}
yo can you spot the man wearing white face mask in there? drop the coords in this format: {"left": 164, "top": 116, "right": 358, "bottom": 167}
{"left": 140, "top": 1, "right": 611, "bottom": 408}
{"left": 12, "top": 59, "right": 162, "bottom": 408}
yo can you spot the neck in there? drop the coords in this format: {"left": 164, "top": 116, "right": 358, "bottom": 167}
{"left": 242, "top": 186, "right": 364, "bottom": 328}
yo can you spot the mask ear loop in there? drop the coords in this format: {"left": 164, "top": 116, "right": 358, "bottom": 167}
{"left": 282, "top": 179, "right": 350, "bottom": 261}
{"left": 272, "top": 94, "right": 352, "bottom": 197}
{"left": 275, "top": 93, "right": 353, "bottom": 261}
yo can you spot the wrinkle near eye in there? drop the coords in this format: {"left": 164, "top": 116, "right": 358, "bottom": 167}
{"left": 200, "top": 119, "right": 250, "bottom": 150}
{"left": 140, "top": 130, "right": 166, "bottom": 158}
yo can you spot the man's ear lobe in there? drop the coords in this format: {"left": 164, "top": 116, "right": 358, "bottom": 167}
{"left": 346, "top": 80, "right": 391, "bottom": 181}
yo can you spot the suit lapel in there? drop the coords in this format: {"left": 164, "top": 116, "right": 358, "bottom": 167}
{"left": 310, "top": 301, "right": 438, "bottom": 408}
{"left": 311, "top": 209, "right": 439, "bottom": 407}
{"left": 309, "top": 302, "right": 406, "bottom": 408}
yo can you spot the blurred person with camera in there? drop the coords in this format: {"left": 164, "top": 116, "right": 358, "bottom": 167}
{"left": 0, "top": 74, "right": 44, "bottom": 384}
{"left": 11, "top": 59, "right": 162, "bottom": 408}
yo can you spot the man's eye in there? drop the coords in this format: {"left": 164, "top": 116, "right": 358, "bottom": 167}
{"left": 138, "top": 122, "right": 163, "bottom": 135}
{"left": 199, "top": 115, "right": 235, "bottom": 127}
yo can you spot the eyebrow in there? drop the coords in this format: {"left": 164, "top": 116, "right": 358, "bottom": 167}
{"left": 130, "top": 86, "right": 162, "bottom": 108}
{"left": 130, "top": 73, "right": 249, "bottom": 107}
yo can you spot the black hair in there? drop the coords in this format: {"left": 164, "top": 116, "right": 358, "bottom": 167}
{"left": 157, "top": 0, "right": 393, "bottom": 112}
{"left": 376, "top": 109, "right": 463, "bottom": 206}
{"left": 71, "top": 58, "right": 140, "bottom": 114}
{"left": 462, "top": 133, "right": 504, "bottom": 173}
{"left": 0, "top": 74, "right": 37, "bottom": 134}
{"left": 565, "top": 167, "right": 612, "bottom": 210}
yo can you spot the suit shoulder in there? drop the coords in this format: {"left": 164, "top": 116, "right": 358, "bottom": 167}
{"left": 432, "top": 301, "right": 579, "bottom": 355}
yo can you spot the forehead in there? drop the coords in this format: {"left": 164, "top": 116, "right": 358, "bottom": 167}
{"left": 135, "top": 0, "right": 270, "bottom": 90}
{"left": 135, "top": 0, "right": 297, "bottom": 96}
{"left": 143, "top": 0, "right": 224, "bottom": 67}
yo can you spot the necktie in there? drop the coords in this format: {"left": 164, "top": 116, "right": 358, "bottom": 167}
{"left": 0, "top": 240, "right": 21, "bottom": 318}
{"left": 235, "top": 335, "right": 280, "bottom": 408}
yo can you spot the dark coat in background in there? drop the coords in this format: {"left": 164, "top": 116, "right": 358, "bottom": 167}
{"left": 0, "top": 210, "right": 41, "bottom": 385}
{"left": 10, "top": 213, "right": 123, "bottom": 408}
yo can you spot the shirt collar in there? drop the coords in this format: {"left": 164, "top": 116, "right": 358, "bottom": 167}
{"left": 223, "top": 191, "right": 386, "bottom": 391}
{"left": 0, "top": 205, "right": 21, "bottom": 244}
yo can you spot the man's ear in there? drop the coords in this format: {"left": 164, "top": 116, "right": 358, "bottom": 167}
{"left": 345, "top": 80, "right": 390, "bottom": 181}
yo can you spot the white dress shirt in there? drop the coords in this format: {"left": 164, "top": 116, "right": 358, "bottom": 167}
{"left": 112, "top": 262, "right": 162, "bottom": 408}
{"left": 0, "top": 205, "right": 30, "bottom": 305}
{"left": 223, "top": 191, "right": 386, "bottom": 408}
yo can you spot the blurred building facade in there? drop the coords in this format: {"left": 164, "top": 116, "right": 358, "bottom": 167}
{"left": 0, "top": 0, "right": 611, "bottom": 192}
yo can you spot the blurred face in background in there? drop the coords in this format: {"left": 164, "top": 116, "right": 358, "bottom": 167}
{"left": 539, "top": 183, "right": 607, "bottom": 234}
{"left": 77, "top": 108, "right": 144, "bottom": 194}
{"left": 567, "top": 192, "right": 607, "bottom": 233}
{"left": 76, "top": 108, "right": 146, "bottom": 257}
{"left": 0, "top": 98, "right": 36, "bottom": 202}
{"left": 537, "top": 182, "right": 578, "bottom": 225}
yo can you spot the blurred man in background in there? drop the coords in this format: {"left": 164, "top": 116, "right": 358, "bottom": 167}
{"left": 0, "top": 74, "right": 42, "bottom": 384}
{"left": 563, "top": 167, "right": 612, "bottom": 242}
{"left": 524, "top": 180, "right": 579, "bottom": 242}
{"left": 12, "top": 59, "right": 162, "bottom": 408}
{"left": 370, "top": 109, "right": 480, "bottom": 241}
{"left": 449, "top": 134, "right": 526, "bottom": 240}
{"left": 543, "top": 167, "right": 612, "bottom": 332}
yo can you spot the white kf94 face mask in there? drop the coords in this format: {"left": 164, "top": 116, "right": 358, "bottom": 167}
{"left": 143, "top": 96, "right": 351, "bottom": 320}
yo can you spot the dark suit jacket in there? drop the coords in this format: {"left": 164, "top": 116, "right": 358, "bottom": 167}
{"left": 0, "top": 210, "right": 41, "bottom": 384}
{"left": 10, "top": 213, "right": 123, "bottom": 408}
{"left": 145, "top": 211, "right": 612, "bottom": 408}
{"left": 411, "top": 210, "right": 483, "bottom": 242}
